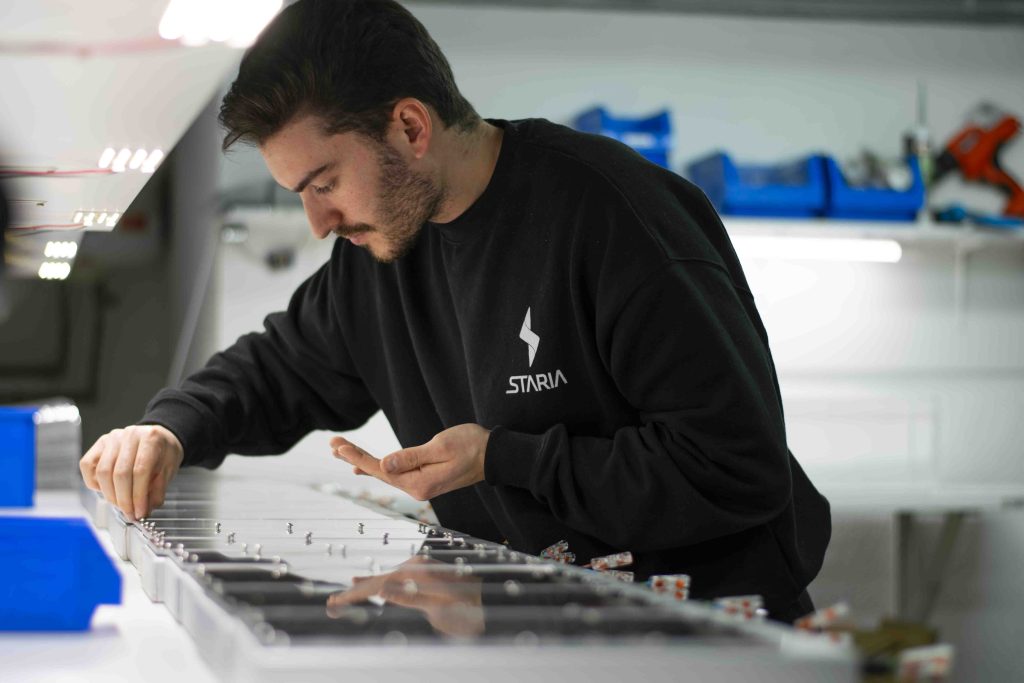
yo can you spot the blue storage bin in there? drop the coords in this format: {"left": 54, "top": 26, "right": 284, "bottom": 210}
{"left": 0, "top": 406, "right": 37, "bottom": 507}
{"left": 574, "top": 107, "right": 672, "bottom": 168}
{"left": 0, "top": 517, "right": 122, "bottom": 630}
{"left": 686, "top": 152, "right": 827, "bottom": 218}
{"left": 823, "top": 155, "right": 925, "bottom": 221}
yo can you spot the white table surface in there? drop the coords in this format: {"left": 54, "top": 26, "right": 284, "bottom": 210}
{"left": 0, "top": 491, "right": 220, "bottom": 683}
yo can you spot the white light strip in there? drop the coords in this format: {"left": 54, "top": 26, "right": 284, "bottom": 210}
{"left": 732, "top": 236, "right": 902, "bottom": 263}
{"left": 38, "top": 261, "right": 72, "bottom": 280}
{"left": 98, "top": 147, "right": 116, "bottom": 169}
{"left": 44, "top": 241, "right": 78, "bottom": 259}
{"left": 129, "top": 149, "right": 148, "bottom": 170}
{"left": 106, "top": 212, "right": 121, "bottom": 228}
{"left": 141, "top": 149, "right": 164, "bottom": 174}
{"left": 159, "top": 0, "right": 282, "bottom": 48}
{"left": 111, "top": 148, "right": 132, "bottom": 173}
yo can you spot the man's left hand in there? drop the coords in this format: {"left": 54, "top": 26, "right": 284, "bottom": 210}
{"left": 330, "top": 424, "right": 489, "bottom": 501}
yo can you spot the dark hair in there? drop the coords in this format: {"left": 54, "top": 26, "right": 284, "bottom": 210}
{"left": 218, "top": 0, "right": 479, "bottom": 151}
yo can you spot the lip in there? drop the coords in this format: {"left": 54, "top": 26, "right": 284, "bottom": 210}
{"left": 347, "top": 232, "right": 370, "bottom": 245}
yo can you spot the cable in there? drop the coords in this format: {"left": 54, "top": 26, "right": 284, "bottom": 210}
{"left": 9, "top": 223, "right": 86, "bottom": 232}
{"left": 0, "top": 169, "right": 115, "bottom": 178}
{"left": 0, "top": 36, "right": 179, "bottom": 59}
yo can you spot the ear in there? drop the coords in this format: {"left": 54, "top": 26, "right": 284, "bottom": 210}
{"left": 389, "top": 98, "right": 432, "bottom": 160}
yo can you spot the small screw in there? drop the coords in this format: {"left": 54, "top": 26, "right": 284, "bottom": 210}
{"left": 286, "top": 522, "right": 294, "bottom": 534}
{"left": 215, "top": 522, "right": 222, "bottom": 534}
{"left": 227, "top": 532, "right": 236, "bottom": 544}
{"left": 358, "top": 523, "right": 364, "bottom": 535}
{"left": 305, "top": 531, "right": 313, "bottom": 545}
{"left": 326, "top": 543, "right": 333, "bottom": 556}
{"left": 383, "top": 533, "right": 389, "bottom": 545}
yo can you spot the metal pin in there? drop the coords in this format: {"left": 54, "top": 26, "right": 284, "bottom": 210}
{"left": 326, "top": 543, "right": 333, "bottom": 556}
{"left": 227, "top": 532, "right": 236, "bottom": 544}
{"left": 305, "top": 531, "right": 313, "bottom": 545}
{"left": 383, "top": 533, "right": 389, "bottom": 545}
{"left": 358, "top": 523, "right": 364, "bottom": 534}
{"left": 286, "top": 522, "right": 294, "bottom": 534}
{"left": 241, "top": 543, "right": 248, "bottom": 554}
{"left": 253, "top": 543, "right": 262, "bottom": 555}
{"left": 340, "top": 544, "right": 347, "bottom": 558}
{"left": 215, "top": 522, "right": 222, "bottom": 534}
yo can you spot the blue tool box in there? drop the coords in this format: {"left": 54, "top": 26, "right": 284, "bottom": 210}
{"left": 0, "top": 406, "right": 37, "bottom": 507}
{"left": 823, "top": 156, "right": 925, "bottom": 221}
{"left": 574, "top": 106, "right": 673, "bottom": 168}
{"left": 686, "top": 152, "right": 827, "bottom": 218}
{"left": 0, "top": 516, "right": 122, "bottom": 630}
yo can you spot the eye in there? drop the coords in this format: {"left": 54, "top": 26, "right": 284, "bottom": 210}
{"left": 312, "top": 182, "right": 335, "bottom": 196}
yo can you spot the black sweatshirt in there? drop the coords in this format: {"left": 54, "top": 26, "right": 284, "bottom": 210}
{"left": 142, "top": 118, "right": 831, "bottom": 617}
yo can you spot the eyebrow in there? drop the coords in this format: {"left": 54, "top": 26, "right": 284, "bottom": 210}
{"left": 290, "top": 162, "right": 336, "bottom": 193}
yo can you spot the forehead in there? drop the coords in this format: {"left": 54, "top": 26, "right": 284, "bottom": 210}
{"left": 260, "top": 114, "right": 370, "bottom": 187}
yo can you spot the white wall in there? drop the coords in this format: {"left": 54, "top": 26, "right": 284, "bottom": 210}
{"left": 211, "top": 6, "right": 1024, "bottom": 678}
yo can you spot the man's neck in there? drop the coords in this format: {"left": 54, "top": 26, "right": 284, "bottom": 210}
{"left": 430, "top": 121, "right": 504, "bottom": 224}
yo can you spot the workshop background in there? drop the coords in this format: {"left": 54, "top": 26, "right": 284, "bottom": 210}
{"left": 2, "top": 1, "right": 1023, "bottom": 680}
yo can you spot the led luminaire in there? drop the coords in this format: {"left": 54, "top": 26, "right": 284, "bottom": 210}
{"left": 732, "top": 236, "right": 902, "bottom": 263}
{"left": 73, "top": 211, "right": 84, "bottom": 223}
{"left": 98, "top": 147, "right": 116, "bottom": 169}
{"left": 129, "top": 149, "right": 148, "bottom": 170}
{"left": 159, "top": 0, "right": 282, "bottom": 48}
{"left": 83, "top": 212, "right": 96, "bottom": 227}
{"left": 111, "top": 148, "right": 132, "bottom": 173}
{"left": 141, "top": 149, "right": 164, "bottom": 174}
{"left": 38, "top": 261, "right": 72, "bottom": 281}
{"left": 44, "top": 241, "right": 78, "bottom": 259}
{"left": 106, "top": 212, "right": 121, "bottom": 228}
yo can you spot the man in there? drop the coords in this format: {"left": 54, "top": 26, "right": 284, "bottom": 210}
{"left": 79, "top": 0, "right": 830, "bottom": 622}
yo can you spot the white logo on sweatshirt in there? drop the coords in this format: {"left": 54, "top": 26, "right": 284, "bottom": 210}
{"left": 506, "top": 307, "right": 568, "bottom": 394}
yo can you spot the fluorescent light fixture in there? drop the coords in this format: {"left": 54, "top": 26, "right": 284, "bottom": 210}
{"left": 141, "top": 149, "right": 164, "bottom": 174}
{"left": 38, "top": 261, "right": 72, "bottom": 281}
{"left": 159, "top": 0, "right": 282, "bottom": 48}
{"left": 98, "top": 147, "right": 116, "bottom": 169}
{"left": 44, "top": 241, "right": 78, "bottom": 259}
{"left": 129, "top": 149, "right": 148, "bottom": 170}
{"left": 111, "top": 148, "right": 132, "bottom": 173}
{"left": 732, "top": 236, "right": 902, "bottom": 263}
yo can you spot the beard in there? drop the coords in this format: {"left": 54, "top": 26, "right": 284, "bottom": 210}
{"left": 335, "top": 140, "right": 445, "bottom": 264}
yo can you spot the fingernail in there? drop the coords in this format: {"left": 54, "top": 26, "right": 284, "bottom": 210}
{"left": 383, "top": 459, "right": 396, "bottom": 473}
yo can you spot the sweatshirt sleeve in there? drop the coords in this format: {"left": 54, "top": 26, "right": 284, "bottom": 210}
{"left": 483, "top": 259, "right": 792, "bottom": 552}
{"left": 139, "top": 257, "right": 379, "bottom": 469}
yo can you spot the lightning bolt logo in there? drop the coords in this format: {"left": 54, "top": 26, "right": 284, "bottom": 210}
{"left": 519, "top": 307, "right": 540, "bottom": 367}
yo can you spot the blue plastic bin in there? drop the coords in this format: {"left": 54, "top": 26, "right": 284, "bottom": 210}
{"left": 574, "top": 107, "right": 672, "bottom": 168}
{"left": 686, "top": 152, "right": 827, "bottom": 218}
{"left": 0, "top": 406, "right": 36, "bottom": 507}
{"left": 823, "top": 156, "right": 925, "bottom": 221}
{"left": 0, "top": 517, "right": 122, "bottom": 630}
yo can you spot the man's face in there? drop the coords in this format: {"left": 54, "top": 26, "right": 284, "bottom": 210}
{"left": 261, "top": 113, "right": 444, "bottom": 263}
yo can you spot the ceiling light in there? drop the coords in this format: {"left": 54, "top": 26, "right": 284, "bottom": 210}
{"left": 98, "top": 148, "right": 116, "bottom": 169}
{"left": 159, "top": 0, "right": 282, "bottom": 48}
{"left": 38, "top": 262, "right": 72, "bottom": 281}
{"left": 111, "top": 148, "right": 132, "bottom": 173}
{"left": 129, "top": 149, "right": 148, "bottom": 170}
{"left": 141, "top": 149, "right": 164, "bottom": 174}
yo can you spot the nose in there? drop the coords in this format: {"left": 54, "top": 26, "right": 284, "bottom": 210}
{"left": 302, "top": 194, "right": 341, "bottom": 240}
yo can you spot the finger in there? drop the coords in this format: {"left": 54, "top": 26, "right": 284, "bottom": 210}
{"left": 381, "top": 445, "right": 435, "bottom": 475}
{"left": 94, "top": 436, "right": 120, "bottom": 509}
{"left": 333, "top": 442, "right": 381, "bottom": 474}
{"left": 113, "top": 431, "right": 140, "bottom": 520}
{"left": 132, "top": 433, "right": 160, "bottom": 520}
{"left": 79, "top": 436, "right": 105, "bottom": 490}
{"left": 148, "top": 470, "right": 167, "bottom": 513}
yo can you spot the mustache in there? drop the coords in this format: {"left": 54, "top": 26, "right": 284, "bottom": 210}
{"left": 332, "top": 225, "right": 373, "bottom": 239}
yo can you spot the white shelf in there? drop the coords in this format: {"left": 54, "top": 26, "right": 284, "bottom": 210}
{"left": 723, "top": 217, "right": 1024, "bottom": 252}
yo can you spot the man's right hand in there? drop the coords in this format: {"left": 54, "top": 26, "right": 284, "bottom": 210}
{"left": 79, "top": 425, "right": 184, "bottom": 523}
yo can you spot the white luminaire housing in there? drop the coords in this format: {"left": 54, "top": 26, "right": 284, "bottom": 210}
{"left": 731, "top": 236, "right": 902, "bottom": 263}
